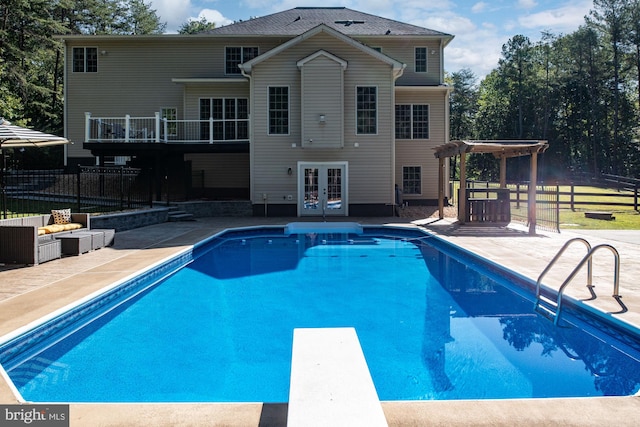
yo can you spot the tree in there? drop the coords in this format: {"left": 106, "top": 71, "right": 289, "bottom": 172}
{"left": 448, "top": 68, "right": 478, "bottom": 140}
{"left": 126, "top": 0, "right": 166, "bottom": 34}
{"left": 179, "top": 16, "right": 217, "bottom": 35}
{"left": 588, "top": 0, "right": 628, "bottom": 174}
{"left": 0, "top": 0, "right": 166, "bottom": 135}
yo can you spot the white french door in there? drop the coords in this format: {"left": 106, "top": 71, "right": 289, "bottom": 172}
{"left": 298, "top": 162, "right": 348, "bottom": 216}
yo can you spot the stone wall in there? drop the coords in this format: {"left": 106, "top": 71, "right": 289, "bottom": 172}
{"left": 91, "top": 208, "right": 170, "bottom": 232}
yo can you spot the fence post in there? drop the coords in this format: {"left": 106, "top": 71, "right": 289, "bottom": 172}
{"left": 570, "top": 184, "right": 575, "bottom": 211}
{"left": 148, "top": 168, "right": 154, "bottom": 208}
{"left": 516, "top": 183, "right": 520, "bottom": 209}
{"left": 635, "top": 185, "right": 638, "bottom": 212}
{"left": 556, "top": 185, "right": 561, "bottom": 233}
{"left": 76, "top": 166, "right": 82, "bottom": 212}
{"left": 125, "top": 114, "right": 131, "bottom": 142}
{"left": 155, "top": 112, "right": 161, "bottom": 142}
{"left": 84, "top": 112, "right": 91, "bottom": 142}
{"left": 119, "top": 166, "right": 124, "bottom": 211}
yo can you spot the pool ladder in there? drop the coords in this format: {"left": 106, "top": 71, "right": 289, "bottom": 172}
{"left": 534, "top": 237, "right": 625, "bottom": 324}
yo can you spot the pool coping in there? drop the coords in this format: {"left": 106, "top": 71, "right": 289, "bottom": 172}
{"left": 1, "top": 217, "right": 640, "bottom": 426}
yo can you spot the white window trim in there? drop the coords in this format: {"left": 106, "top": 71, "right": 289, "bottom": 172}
{"left": 160, "top": 107, "right": 178, "bottom": 136}
{"left": 267, "top": 85, "right": 290, "bottom": 136}
{"left": 355, "top": 85, "right": 378, "bottom": 136}
{"left": 395, "top": 103, "right": 431, "bottom": 140}
{"left": 224, "top": 46, "right": 259, "bottom": 76}
{"left": 199, "top": 97, "right": 249, "bottom": 141}
{"left": 414, "top": 47, "right": 428, "bottom": 73}
{"left": 72, "top": 46, "right": 98, "bottom": 73}
{"left": 402, "top": 165, "right": 422, "bottom": 196}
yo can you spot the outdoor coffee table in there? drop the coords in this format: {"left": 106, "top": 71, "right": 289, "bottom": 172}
{"left": 55, "top": 233, "right": 93, "bottom": 255}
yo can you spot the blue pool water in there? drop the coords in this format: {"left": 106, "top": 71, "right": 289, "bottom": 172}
{"left": 2, "top": 226, "right": 640, "bottom": 402}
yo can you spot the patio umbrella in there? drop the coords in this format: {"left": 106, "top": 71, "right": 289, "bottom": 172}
{"left": 0, "top": 118, "right": 69, "bottom": 148}
{"left": 0, "top": 118, "right": 70, "bottom": 218}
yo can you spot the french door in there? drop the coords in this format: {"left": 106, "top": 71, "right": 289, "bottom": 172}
{"left": 299, "top": 162, "right": 347, "bottom": 216}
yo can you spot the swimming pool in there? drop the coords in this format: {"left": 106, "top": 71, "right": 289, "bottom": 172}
{"left": 1, "top": 224, "right": 640, "bottom": 403}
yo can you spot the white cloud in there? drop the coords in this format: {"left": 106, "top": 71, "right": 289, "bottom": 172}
{"left": 471, "top": 2, "right": 488, "bottom": 14}
{"left": 518, "top": 0, "right": 538, "bottom": 10}
{"left": 150, "top": 0, "right": 193, "bottom": 32}
{"left": 193, "top": 9, "right": 234, "bottom": 27}
{"left": 517, "top": 2, "right": 592, "bottom": 33}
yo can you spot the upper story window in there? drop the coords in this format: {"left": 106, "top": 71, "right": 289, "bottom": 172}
{"left": 268, "top": 86, "right": 289, "bottom": 135}
{"left": 356, "top": 86, "right": 377, "bottom": 135}
{"left": 73, "top": 47, "right": 98, "bottom": 72}
{"left": 395, "top": 104, "right": 429, "bottom": 139}
{"left": 225, "top": 47, "right": 258, "bottom": 75}
{"left": 199, "top": 98, "right": 249, "bottom": 141}
{"left": 415, "top": 47, "right": 427, "bottom": 73}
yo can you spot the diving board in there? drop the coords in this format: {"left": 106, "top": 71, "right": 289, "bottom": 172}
{"left": 288, "top": 328, "right": 388, "bottom": 427}
{"left": 284, "top": 222, "right": 363, "bottom": 235}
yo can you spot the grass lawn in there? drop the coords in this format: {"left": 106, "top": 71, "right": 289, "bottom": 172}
{"left": 559, "top": 208, "right": 640, "bottom": 230}
{"left": 555, "top": 185, "right": 640, "bottom": 230}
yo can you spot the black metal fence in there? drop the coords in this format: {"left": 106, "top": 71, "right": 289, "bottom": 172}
{"left": 1, "top": 166, "right": 153, "bottom": 219}
{"left": 450, "top": 180, "right": 560, "bottom": 232}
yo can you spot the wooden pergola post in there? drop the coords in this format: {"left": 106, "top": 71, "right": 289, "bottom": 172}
{"left": 458, "top": 152, "right": 467, "bottom": 224}
{"left": 433, "top": 140, "right": 547, "bottom": 230}
{"left": 528, "top": 151, "right": 538, "bottom": 235}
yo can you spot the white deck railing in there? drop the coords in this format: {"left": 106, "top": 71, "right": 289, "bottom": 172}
{"left": 84, "top": 112, "right": 249, "bottom": 144}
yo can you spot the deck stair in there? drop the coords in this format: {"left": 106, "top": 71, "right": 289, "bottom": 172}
{"left": 167, "top": 207, "right": 195, "bottom": 222}
{"left": 534, "top": 237, "right": 623, "bottom": 324}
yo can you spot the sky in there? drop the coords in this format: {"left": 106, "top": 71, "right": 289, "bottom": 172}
{"left": 148, "top": 0, "right": 595, "bottom": 81}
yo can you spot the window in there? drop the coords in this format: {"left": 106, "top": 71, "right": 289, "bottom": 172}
{"left": 269, "top": 86, "right": 289, "bottom": 135}
{"left": 199, "top": 98, "right": 249, "bottom": 141}
{"left": 225, "top": 47, "right": 258, "bottom": 74}
{"left": 415, "top": 47, "right": 427, "bottom": 73}
{"left": 72, "top": 47, "right": 98, "bottom": 72}
{"left": 356, "top": 86, "right": 377, "bottom": 134}
{"left": 403, "top": 166, "right": 421, "bottom": 195}
{"left": 161, "top": 107, "right": 177, "bottom": 137}
{"left": 395, "top": 104, "right": 429, "bottom": 139}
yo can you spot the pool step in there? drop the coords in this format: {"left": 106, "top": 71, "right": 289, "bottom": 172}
{"left": 288, "top": 328, "right": 388, "bottom": 427}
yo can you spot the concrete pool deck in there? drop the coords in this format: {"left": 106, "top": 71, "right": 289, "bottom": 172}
{"left": 1, "top": 215, "right": 640, "bottom": 426}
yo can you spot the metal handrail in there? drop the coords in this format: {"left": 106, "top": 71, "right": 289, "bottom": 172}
{"left": 554, "top": 244, "right": 621, "bottom": 324}
{"left": 534, "top": 237, "right": 592, "bottom": 305}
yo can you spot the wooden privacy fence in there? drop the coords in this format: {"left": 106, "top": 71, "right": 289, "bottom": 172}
{"left": 1, "top": 166, "right": 153, "bottom": 219}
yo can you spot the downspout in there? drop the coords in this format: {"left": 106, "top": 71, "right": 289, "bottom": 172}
{"left": 391, "top": 63, "right": 406, "bottom": 211}
{"left": 61, "top": 39, "right": 68, "bottom": 167}
{"left": 240, "top": 66, "right": 257, "bottom": 215}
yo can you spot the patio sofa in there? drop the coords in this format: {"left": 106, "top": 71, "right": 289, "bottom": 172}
{"left": 0, "top": 211, "right": 90, "bottom": 265}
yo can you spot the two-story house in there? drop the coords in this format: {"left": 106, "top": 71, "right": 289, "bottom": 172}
{"left": 60, "top": 7, "right": 454, "bottom": 216}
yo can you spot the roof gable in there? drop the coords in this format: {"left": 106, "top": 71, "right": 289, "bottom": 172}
{"left": 208, "top": 7, "right": 453, "bottom": 41}
{"left": 297, "top": 50, "right": 348, "bottom": 70}
{"left": 239, "top": 24, "right": 405, "bottom": 74}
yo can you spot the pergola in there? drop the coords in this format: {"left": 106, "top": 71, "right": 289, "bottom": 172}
{"left": 433, "top": 140, "right": 549, "bottom": 234}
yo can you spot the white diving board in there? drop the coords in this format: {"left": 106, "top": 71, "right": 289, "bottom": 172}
{"left": 284, "top": 222, "right": 363, "bottom": 235}
{"left": 287, "top": 328, "right": 388, "bottom": 427}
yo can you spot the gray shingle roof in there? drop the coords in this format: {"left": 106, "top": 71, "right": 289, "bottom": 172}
{"left": 207, "top": 7, "right": 452, "bottom": 38}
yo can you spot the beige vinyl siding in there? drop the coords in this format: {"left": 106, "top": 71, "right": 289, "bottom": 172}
{"left": 395, "top": 89, "right": 448, "bottom": 200}
{"left": 249, "top": 31, "right": 396, "bottom": 205}
{"left": 185, "top": 153, "right": 249, "bottom": 188}
{"left": 64, "top": 37, "right": 281, "bottom": 158}
{"left": 300, "top": 55, "right": 344, "bottom": 148}
{"left": 357, "top": 37, "right": 442, "bottom": 86}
